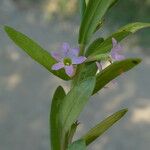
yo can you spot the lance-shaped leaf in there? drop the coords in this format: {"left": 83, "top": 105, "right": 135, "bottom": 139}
{"left": 50, "top": 86, "right": 66, "bottom": 150}
{"left": 82, "top": 109, "right": 128, "bottom": 145}
{"left": 67, "top": 140, "right": 86, "bottom": 150}
{"left": 59, "top": 77, "right": 96, "bottom": 135}
{"left": 65, "top": 122, "right": 79, "bottom": 146}
{"left": 79, "top": 0, "right": 114, "bottom": 44}
{"left": 4, "top": 26, "right": 70, "bottom": 80}
{"left": 86, "top": 53, "right": 110, "bottom": 62}
{"left": 80, "top": 0, "right": 86, "bottom": 19}
{"left": 88, "top": 22, "right": 150, "bottom": 56}
{"left": 108, "top": 0, "right": 119, "bottom": 9}
{"left": 86, "top": 38, "right": 104, "bottom": 56}
{"left": 93, "top": 58, "right": 141, "bottom": 94}
{"left": 72, "top": 62, "right": 97, "bottom": 85}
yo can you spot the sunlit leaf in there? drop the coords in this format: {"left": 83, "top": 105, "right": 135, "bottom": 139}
{"left": 4, "top": 26, "right": 70, "bottom": 80}
{"left": 82, "top": 109, "right": 128, "bottom": 145}
{"left": 93, "top": 58, "right": 141, "bottom": 94}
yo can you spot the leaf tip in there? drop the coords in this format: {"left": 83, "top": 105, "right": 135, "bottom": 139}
{"left": 131, "top": 58, "right": 142, "bottom": 65}
{"left": 120, "top": 108, "right": 128, "bottom": 117}
{"left": 4, "top": 25, "right": 9, "bottom": 31}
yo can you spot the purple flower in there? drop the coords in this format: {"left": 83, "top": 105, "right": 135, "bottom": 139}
{"left": 51, "top": 42, "right": 87, "bottom": 77}
{"left": 110, "top": 38, "right": 125, "bottom": 61}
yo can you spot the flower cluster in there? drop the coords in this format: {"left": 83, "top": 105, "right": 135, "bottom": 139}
{"left": 51, "top": 38, "right": 124, "bottom": 77}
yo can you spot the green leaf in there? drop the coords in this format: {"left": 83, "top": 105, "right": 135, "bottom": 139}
{"left": 108, "top": 0, "right": 119, "bottom": 9}
{"left": 50, "top": 86, "right": 66, "bottom": 150}
{"left": 80, "top": 0, "right": 86, "bottom": 19}
{"left": 59, "top": 77, "right": 96, "bottom": 135}
{"left": 72, "top": 62, "right": 97, "bottom": 85}
{"left": 93, "top": 19, "right": 105, "bottom": 33}
{"left": 86, "top": 38, "right": 104, "bottom": 56}
{"left": 118, "top": 22, "right": 150, "bottom": 33}
{"left": 88, "top": 22, "right": 150, "bottom": 56}
{"left": 87, "top": 53, "right": 110, "bottom": 62}
{"left": 4, "top": 26, "right": 70, "bottom": 80}
{"left": 93, "top": 58, "right": 141, "bottom": 94}
{"left": 79, "top": 0, "right": 114, "bottom": 45}
{"left": 67, "top": 140, "right": 86, "bottom": 150}
{"left": 65, "top": 122, "right": 79, "bottom": 146}
{"left": 82, "top": 109, "right": 128, "bottom": 145}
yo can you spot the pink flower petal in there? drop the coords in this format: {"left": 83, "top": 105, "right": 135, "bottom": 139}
{"left": 113, "top": 53, "right": 125, "bottom": 61}
{"left": 62, "top": 42, "right": 70, "bottom": 56}
{"left": 51, "top": 51, "right": 62, "bottom": 61}
{"left": 64, "top": 65, "right": 74, "bottom": 77}
{"left": 71, "top": 48, "right": 79, "bottom": 56}
{"left": 51, "top": 62, "right": 64, "bottom": 70}
{"left": 112, "top": 38, "right": 123, "bottom": 52}
{"left": 72, "top": 56, "right": 87, "bottom": 65}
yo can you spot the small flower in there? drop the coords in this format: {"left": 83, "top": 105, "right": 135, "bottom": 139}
{"left": 95, "top": 38, "right": 125, "bottom": 89}
{"left": 110, "top": 38, "right": 125, "bottom": 61}
{"left": 51, "top": 42, "right": 87, "bottom": 77}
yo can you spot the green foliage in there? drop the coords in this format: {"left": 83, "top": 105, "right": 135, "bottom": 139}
{"left": 79, "top": 0, "right": 114, "bottom": 45}
{"left": 108, "top": 0, "right": 119, "bottom": 9}
{"left": 67, "top": 140, "right": 86, "bottom": 150}
{"left": 4, "top": 0, "right": 150, "bottom": 149}
{"left": 80, "top": 0, "right": 86, "bottom": 19}
{"left": 87, "top": 53, "right": 110, "bottom": 62}
{"left": 4, "top": 26, "right": 70, "bottom": 81}
{"left": 86, "top": 38, "right": 104, "bottom": 56}
{"left": 59, "top": 77, "right": 96, "bottom": 136}
{"left": 93, "top": 58, "right": 141, "bottom": 94}
{"left": 82, "top": 109, "right": 128, "bottom": 145}
{"left": 87, "top": 22, "right": 150, "bottom": 57}
{"left": 50, "top": 86, "right": 66, "bottom": 150}
{"left": 65, "top": 122, "right": 79, "bottom": 146}
{"left": 72, "top": 62, "right": 97, "bottom": 84}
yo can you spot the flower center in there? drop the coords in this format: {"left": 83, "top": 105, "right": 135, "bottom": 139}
{"left": 63, "top": 57, "right": 72, "bottom": 66}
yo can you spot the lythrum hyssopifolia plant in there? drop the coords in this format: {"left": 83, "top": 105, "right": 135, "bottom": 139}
{"left": 4, "top": 0, "right": 150, "bottom": 149}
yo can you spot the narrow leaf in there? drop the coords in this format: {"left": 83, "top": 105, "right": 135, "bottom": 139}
{"left": 59, "top": 77, "right": 96, "bottom": 134}
{"left": 93, "top": 19, "right": 105, "bottom": 33}
{"left": 86, "top": 38, "right": 104, "bottom": 56}
{"left": 87, "top": 53, "right": 110, "bottom": 62}
{"left": 88, "top": 22, "right": 150, "bottom": 56}
{"left": 67, "top": 140, "right": 86, "bottom": 150}
{"left": 93, "top": 58, "right": 141, "bottom": 94}
{"left": 118, "top": 22, "right": 150, "bottom": 33}
{"left": 108, "top": 0, "right": 119, "bottom": 9}
{"left": 50, "top": 86, "right": 66, "bottom": 150}
{"left": 65, "top": 122, "right": 79, "bottom": 146}
{"left": 80, "top": 0, "right": 86, "bottom": 19}
{"left": 82, "top": 109, "right": 128, "bottom": 145}
{"left": 79, "top": 0, "right": 114, "bottom": 44}
{"left": 4, "top": 26, "right": 70, "bottom": 80}
{"left": 72, "top": 62, "right": 97, "bottom": 85}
